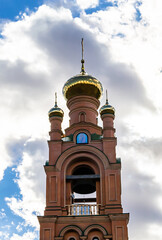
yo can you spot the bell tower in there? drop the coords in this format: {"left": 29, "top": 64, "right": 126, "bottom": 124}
{"left": 38, "top": 39, "right": 129, "bottom": 240}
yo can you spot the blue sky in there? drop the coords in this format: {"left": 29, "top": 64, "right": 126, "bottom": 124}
{"left": 0, "top": 0, "right": 162, "bottom": 240}
{"left": 0, "top": 0, "right": 141, "bottom": 21}
{"left": 0, "top": 167, "right": 36, "bottom": 237}
{"left": 0, "top": 0, "right": 44, "bottom": 20}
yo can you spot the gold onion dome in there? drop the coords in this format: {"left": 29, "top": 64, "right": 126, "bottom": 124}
{"left": 100, "top": 90, "right": 115, "bottom": 116}
{"left": 63, "top": 73, "right": 103, "bottom": 100}
{"left": 48, "top": 93, "right": 64, "bottom": 118}
{"left": 62, "top": 38, "right": 103, "bottom": 100}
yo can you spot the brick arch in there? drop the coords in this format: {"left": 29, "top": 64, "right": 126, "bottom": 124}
{"left": 66, "top": 155, "right": 100, "bottom": 175}
{"left": 59, "top": 225, "right": 83, "bottom": 237}
{"left": 62, "top": 152, "right": 105, "bottom": 207}
{"left": 84, "top": 224, "right": 108, "bottom": 236}
{"left": 60, "top": 149, "right": 105, "bottom": 206}
{"left": 55, "top": 145, "right": 110, "bottom": 171}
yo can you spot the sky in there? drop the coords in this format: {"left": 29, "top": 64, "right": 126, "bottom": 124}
{"left": 0, "top": 0, "right": 162, "bottom": 239}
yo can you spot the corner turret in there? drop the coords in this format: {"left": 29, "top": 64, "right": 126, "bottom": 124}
{"left": 100, "top": 90, "right": 115, "bottom": 138}
{"left": 48, "top": 93, "right": 64, "bottom": 140}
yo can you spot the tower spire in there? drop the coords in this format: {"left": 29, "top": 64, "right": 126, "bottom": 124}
{"left": 81, "top": 38, "right": 85, "bottom": 74}
{"left": 106, "top": 89, "right": 108, "bottom": 105}
{"left": 55, "top": 92, "right": 58, "bottom": 107}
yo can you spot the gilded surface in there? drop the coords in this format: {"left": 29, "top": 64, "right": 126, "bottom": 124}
{"left": 100, "top": 103, "right": 115, "bottom": 116}
{"left": 63, "top": 74, "right": 103, "bottom": 100}
{"left": 48, "top": 107, "right": 64, "bottom": 118}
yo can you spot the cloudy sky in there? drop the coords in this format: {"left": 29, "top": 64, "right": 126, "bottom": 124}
{"left": 0, "top": 0, "right": 162, "bottom": 239}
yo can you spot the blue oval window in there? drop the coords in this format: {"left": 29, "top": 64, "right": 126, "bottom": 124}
{"left": 76, "top": 133, "right": 88, "bottom": 144}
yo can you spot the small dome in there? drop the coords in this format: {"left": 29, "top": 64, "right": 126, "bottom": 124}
{"left": 100, "top": 103, "right": 115, "bottom": 116}
{"left": 48, "top": 93, "right": 64, "bottom": 118}
{"left": 100, "top": 91, "right": 115, "bottom": 116}
{"left": 62, "top": 73, "right": 103, "bottom": 100}
{"left": 48, "top": 106, "right": 64, "bottom": 118}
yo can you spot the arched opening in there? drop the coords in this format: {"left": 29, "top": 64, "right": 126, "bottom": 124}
{"left": 66, "top": 159, "right": 100, "bottom": 215}
{"left": 72, "top": 165, "right": 96, "bottom": 195}
{"left": 73, "top": 165, "right": 94, "bottom": 175}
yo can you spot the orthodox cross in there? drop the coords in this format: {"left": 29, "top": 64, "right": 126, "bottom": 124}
{"left": 81, "top": 38, "right": 85, "bottom": 74}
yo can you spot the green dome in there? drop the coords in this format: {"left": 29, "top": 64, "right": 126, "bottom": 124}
{"left": 100, "top": 102, "right": 115, "bottom": 116}
{"left": 48, "top": 105, "right": 64, "bottom": 118}
{"left": 48, "top": 93, "right": 64, "bottom": 118}
{"left": 62, "top": 73, "right": 103, "bottom": 100}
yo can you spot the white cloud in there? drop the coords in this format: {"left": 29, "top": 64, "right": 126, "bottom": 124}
{"left": 148, "top": 224, "right": 162, "bottom": 239}
{"left": 16, "top": 224, "right": 23, "bottom": 232}
{"left": 0, "top": 209, "right": 6, "bottom": 219}
{"left": 0, "top": 5, "right": 74, "bottom": 180}
{"left": 77, "top": 0, "right": 162, "bottom": 96}
{"left": 6, "top": 138, "right": 47, "bottom": 228}
{"left": 120, "top": 142, "right": 162, "bottom": 240}
{"left": 0, "top": 231, "right": 10, "bottom": 240}
{"left": 76, "top": 0, "right": 99, "bottom": 9}
{"left": 10, "top": 231, "right": 37, "bottom": 240}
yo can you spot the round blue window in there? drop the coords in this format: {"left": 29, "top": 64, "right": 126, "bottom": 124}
{"left": 76, "top": 133, "right": 88, "bottom": 144}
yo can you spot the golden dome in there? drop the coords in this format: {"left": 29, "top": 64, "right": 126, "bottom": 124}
{"left": 100, "top": 91, "right": 115, "bottom": 116}
{"left": 48, "top": 93, "right": 64, "bottom": 118}
{"left": 63, "top": 38, "right": 103, "bottom": 100}
{"left": 62, "top": 73, "right": 103, "bottom": 100}
{"left": 100, "top": 103, "right": 115, "bottom": 116}
{"left": 48, "top": 106, "right": 64, "bottom": 118}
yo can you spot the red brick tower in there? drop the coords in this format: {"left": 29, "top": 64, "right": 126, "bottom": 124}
{"left": 38, "top": 40, "right": 129, "bottom": 240}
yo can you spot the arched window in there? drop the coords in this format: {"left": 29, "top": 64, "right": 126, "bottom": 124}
{"left": 79, "top": 112, "right": 86, "bottom": 122}
{"left": 69, "top": 238, "right": 75, "bottom": 240}
{"left": 76, "top": 132, "right": 88, "bottom": 144}
{"left": 92, "top": 237, "right": 99, "bottom": 240}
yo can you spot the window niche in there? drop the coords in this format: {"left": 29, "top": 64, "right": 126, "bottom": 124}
{"left": 79, "top": 112, "right": 86, "bottom": 122}
{"left": 76, "top": 132, "right": 88, "bottom": 144}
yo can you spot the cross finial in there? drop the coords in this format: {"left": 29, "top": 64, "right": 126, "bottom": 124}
{"left": 55, "top": 92, "right": 58, "bottom": 107}
{"left": 81, "top": 38, "right": 84, "bottom": 60}
{"left": 106, "top": 90, "right": 108, "bottom": 105}
{"left": 81, "top": 38, "right": 85, "bottom": 74}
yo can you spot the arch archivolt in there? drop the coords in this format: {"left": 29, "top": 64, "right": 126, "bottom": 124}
{"left": 84, "top": 224, "right": 108, "bottom": 236}
{"left": 62, "top": 151, "right": 104, "bottom": 206}
{"left": 57, "top": 145, "right": 109, "bottom": 206}
{"left": 59, "top": 225, "right": 83, "bottom": 237}
{"left": 58, "top": 224, "right": 108, "bottom": 238}
{"left": 65, "top": 153, "right": 100, "bottom": 175}
{"left": 55, "top": 145, "right": 110, "bottom": 171}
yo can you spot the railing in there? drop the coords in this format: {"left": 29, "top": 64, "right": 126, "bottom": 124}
{"left": 67, "top": 204, "right": 99, "bottom": 216}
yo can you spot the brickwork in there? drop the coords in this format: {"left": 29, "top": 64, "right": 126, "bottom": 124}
{"left": 38, "top": 76, "right": 129, "bottom": 240}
